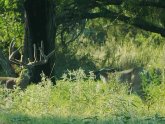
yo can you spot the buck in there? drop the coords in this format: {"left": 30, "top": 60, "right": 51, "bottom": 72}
{"left": 0, "top": 41, "right": 55, "bottom": 89}
{"left": 95, "top": 67, "right": 153, "bottom": 93}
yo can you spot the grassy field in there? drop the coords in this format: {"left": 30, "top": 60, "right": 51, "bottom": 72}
{"left": 1, "top": 73, "right": 165, "bottom": 124}
{"left": 1, "top": 30, "right": 165, "bottom": 123}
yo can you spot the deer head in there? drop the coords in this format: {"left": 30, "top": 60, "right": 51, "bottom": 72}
{"left": 9, "top": 41, "right": 55, "bottom": 69}
{"left": 8, "top": 41, "right": 55, "bottom": 89}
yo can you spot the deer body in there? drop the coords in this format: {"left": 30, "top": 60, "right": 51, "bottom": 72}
{"left": 0, "top": 69, "right": 30, "bottom": 89}
{"left": 0, "top": 77, "right": 17, "bottom": 89}
{"left": 118, "top": 67, "right": 144, "bottom": 92}
{"left": 96, "top": 67, "right": 146, "bottom": 93}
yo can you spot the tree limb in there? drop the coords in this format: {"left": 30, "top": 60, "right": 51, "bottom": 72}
{"left": 81, "top": 10, "right": 165, "bottom": 36}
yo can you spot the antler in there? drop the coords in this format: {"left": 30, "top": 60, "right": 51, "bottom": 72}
{"left": 9, "top": 41, "right": 55, "bottom": 68}
{"left": 9, "top": 41, "right": 24, "bottom": 66}
{"left": 27, "top": 41, "right": 55, "bottom": 67}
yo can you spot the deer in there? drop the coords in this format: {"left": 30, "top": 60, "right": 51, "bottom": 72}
{"left": 94, "top": 67, "right": 154, "bottom": 94}
{"left": 0, "top": 41, "right": 55, "bottom": 89}
{"left": 117, "top": 67, "right": 144, "bottom": 93}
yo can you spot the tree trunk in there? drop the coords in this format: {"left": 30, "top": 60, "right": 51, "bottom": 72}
{"left": 23, "top": 0, "right": 56, "bottom": 84}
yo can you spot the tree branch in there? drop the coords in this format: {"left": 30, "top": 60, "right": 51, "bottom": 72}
{"left": 99, "top": 0, "right": 165, "bottom": 9}
{"left": 56, "top": 0, "right": 165, "bottom": 36}
{"left": 81, "top": 10, "right": 165, "bottom": 36}
{"left": 92, "top": 0, "right": 165, "bottom": 9}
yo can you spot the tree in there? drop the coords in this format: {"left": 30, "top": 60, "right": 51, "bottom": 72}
{"left": 23, "top": 0, "right": 56, "bottom": 83}
{"left": 56, "top": 0, "right": 165, "bottom": 37}
{"left": 25, "top": 0, "right": 165, "bottom": 84}
{"left": 1, "top": 0, "right": 165, "bottom": 86}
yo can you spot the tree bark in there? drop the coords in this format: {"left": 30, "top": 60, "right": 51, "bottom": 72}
{"left": 23, "top": 0, "right": 56, "bottom": 84}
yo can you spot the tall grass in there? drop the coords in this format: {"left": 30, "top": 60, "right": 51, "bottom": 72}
{"left": 70, "top": 33, "right": 165, "bottom": 70}
{"left": 1, "top": 72, "right": 165, "bottom": 124}
{"left": 1, "top": 30, "right": 165, "bottom": 123}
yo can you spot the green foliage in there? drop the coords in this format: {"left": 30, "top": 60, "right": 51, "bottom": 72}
{"left": 141, "top": 68, "right": 162, "bottom": 88}
{"left": 61, "top": 68, "right": 87, "bottom": 81}
{"left": 1, "top": 72, "right": 165, "bottom": 123}
{"left": 0, "top": 0, "right": 23, "bottom": 54}
{"left": 1, "top": 1, "right": 165, "bottom": 123}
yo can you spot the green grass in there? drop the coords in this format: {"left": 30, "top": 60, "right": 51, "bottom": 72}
{"left": 1, "top": 76, "right": 165, "bottom": 124}
{"left": 1, "top": 29, "right": 165, "bottom": 124}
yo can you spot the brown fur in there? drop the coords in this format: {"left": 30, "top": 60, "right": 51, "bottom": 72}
{"left": 118, "top": 67, "right": 144, "bottom": 93}
{"left": 100, "top": 67, "right": 145, "bottom": 93}
{"left": 6, "top": 79, "right": 17, "bottom": 89}
{"left": 0, "top": 77, "right": 17, "bottom": 89}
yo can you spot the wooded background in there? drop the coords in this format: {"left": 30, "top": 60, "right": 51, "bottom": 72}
{"left": 0, "top": 0, "right": 165, "bottom": 84}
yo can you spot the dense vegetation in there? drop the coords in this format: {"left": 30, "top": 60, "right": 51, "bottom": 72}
{"left": 1, "top": 0, "right": 165, "bottom": 123}
{"left": 1, "top": 73, "right": 165, "bottom": 124}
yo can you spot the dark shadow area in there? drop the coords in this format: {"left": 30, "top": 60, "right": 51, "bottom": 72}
{"left": 54, "top": 51, "right": 97, "bottom": 79}
{"left": 0, "top": 66, "right": 5, "bottom": 76}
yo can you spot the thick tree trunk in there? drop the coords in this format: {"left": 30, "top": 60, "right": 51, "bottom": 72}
{"left": 23, "top": 0, "right": 56, "bottom": 83}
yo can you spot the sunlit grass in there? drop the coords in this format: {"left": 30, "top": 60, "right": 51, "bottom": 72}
{"left": 73, "top": 34, "right": 165, "bottom": 70}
